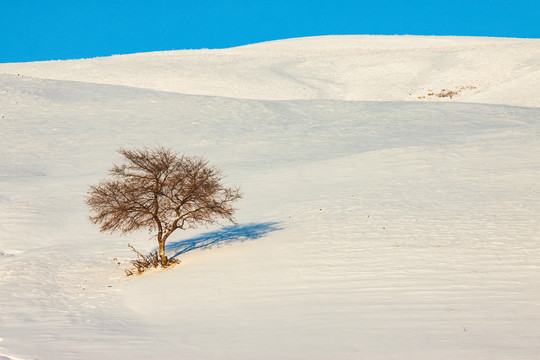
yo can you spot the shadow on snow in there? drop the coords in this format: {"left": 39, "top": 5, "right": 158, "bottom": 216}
{"left": 165, "top": 222, "right": 282, "bottom": 259}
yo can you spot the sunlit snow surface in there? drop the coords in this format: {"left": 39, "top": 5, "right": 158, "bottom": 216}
{"left": 0, "top": 36, "right": 539, "bottom": 359}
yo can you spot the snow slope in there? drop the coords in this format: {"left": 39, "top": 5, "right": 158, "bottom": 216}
{"left": 0, "top": 36, "right": 539, "bottom": 359}
{"left": 1, "top": 35, "right": 540, "bottom": 107}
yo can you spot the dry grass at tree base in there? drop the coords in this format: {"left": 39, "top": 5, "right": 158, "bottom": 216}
{"left": 125, "top": 244, "right": 180, "bottom": 276}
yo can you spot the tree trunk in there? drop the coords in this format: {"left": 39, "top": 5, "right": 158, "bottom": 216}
{"left": 158, "top": 239, "right": 168, "bottom": 266}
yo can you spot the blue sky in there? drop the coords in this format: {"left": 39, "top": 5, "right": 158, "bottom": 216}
{"left": 1, "top": 0, "right": 539, "bottom": 63}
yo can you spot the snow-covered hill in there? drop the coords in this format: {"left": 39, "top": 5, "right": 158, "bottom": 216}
{"left": 1, "top": 35, "right": 540, "bottom": 107}
{"left": 0, "top": 36, "right": 539, "bottom": 360}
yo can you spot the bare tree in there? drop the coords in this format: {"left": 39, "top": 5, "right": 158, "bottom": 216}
{"left": 86, "top": 147, "right": 242, "bottom": 267}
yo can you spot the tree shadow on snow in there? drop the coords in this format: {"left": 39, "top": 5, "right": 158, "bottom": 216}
{"left": 166, "top": 222, "right": 282, "bottom": 259}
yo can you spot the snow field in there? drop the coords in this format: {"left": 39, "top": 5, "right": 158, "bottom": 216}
{"left": 0, "top": 36, "right": 539, "bottom": 359}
